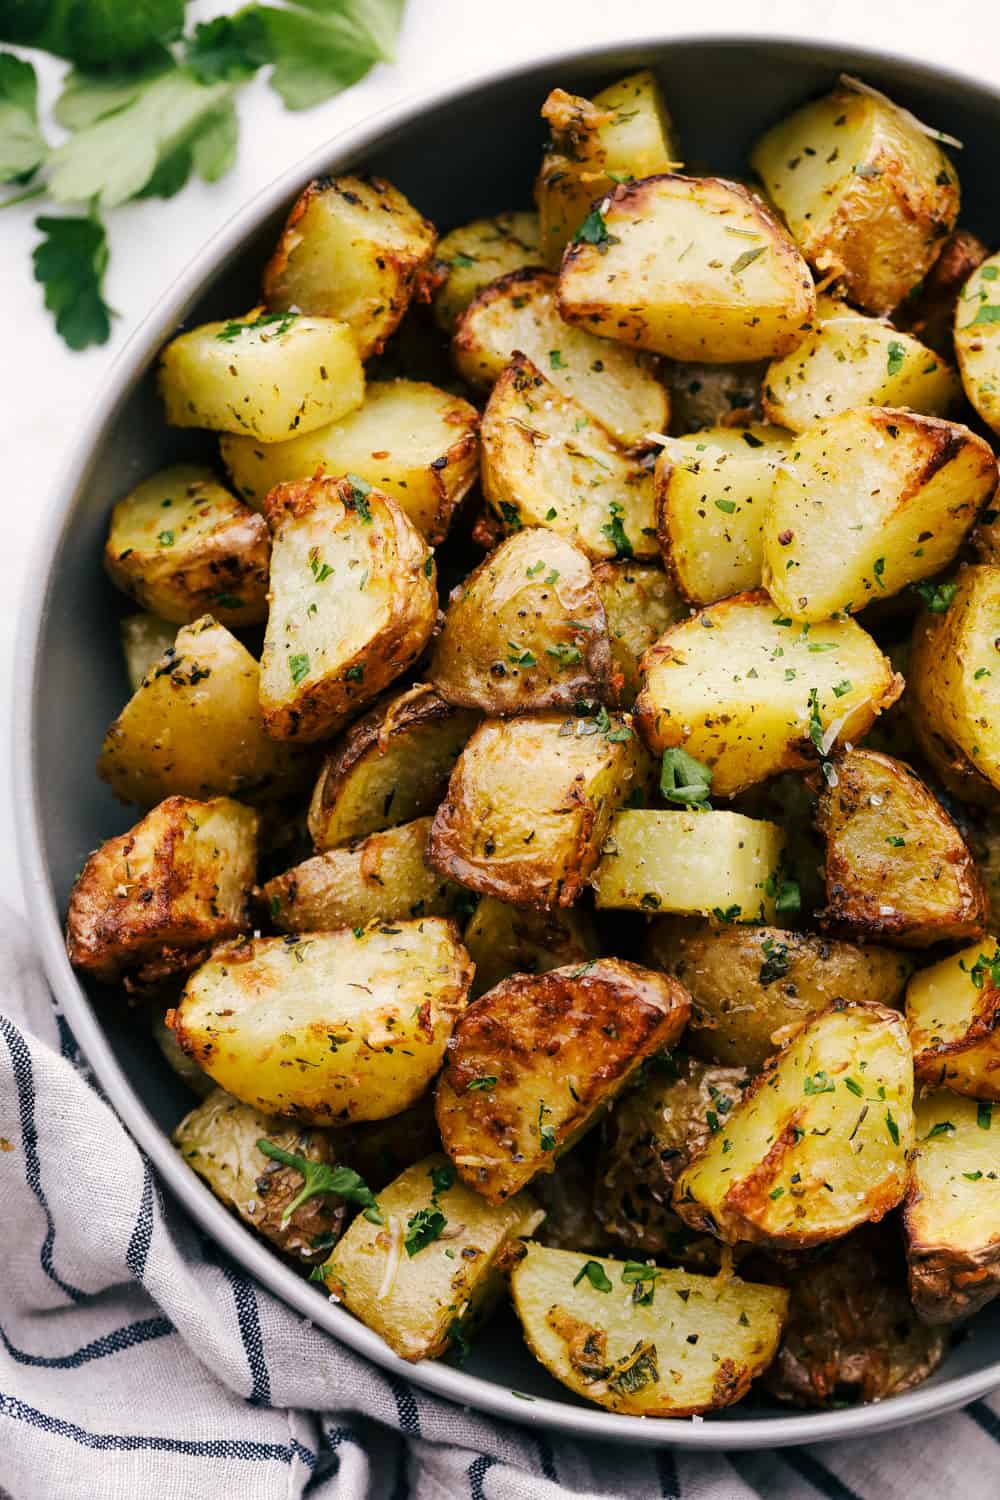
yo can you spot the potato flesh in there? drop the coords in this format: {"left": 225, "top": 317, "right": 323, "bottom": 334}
{"left": 433, "top": 210, "right": 541, "bottom": 333}
{"left": 463, "top": 896, "right": 600, "bottom": 998}
{"left": 510, "top": 1243, "right": 787, "bottom": 1416}
{"left": 171, "top": 920, "right": 472, "bottom": 1125}
{"left": 120, "top": 612, "right": 176, "bottom": 692}
{"left": 592, "top": 562, "right": 687, "bottom": 705}
{"left": 907, "top": 938, "right": 1000, "bottom": 1098}
{"left": 592, "top": 809, "right": 783, "bottom": 921}
{"left": 955, "top": 249, "right": 1000, "bottom": 437}
{"left": 158, "top": 314, "right": 364, "bottom": 441}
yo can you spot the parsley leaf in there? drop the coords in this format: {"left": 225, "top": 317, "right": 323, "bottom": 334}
{"left": 466, "top": 1076, "right": 496, "bottom": 1092}
{"left": 256, "top": 1138, "right": 382, "bottom": 1224}
{"left": 574, "top": 207, "right": 614, "bottom": 249}
{"left": 289, "top": 652, "right": 310, "bottom": 685}
{"left": 261, "top": 0, "right": 404, "bottom": 112}
{"left": 966, "top": 304, "right": 1000, "bottom": 328}
{"left": 185, "top": 13, "right": 271, "bottom": 84}
{"left": 886, "top": 339, "right": 906, "bottom": 377}
{"left": 0, "top": 53, "right": 47, "bottom": 183}
{"left": 573, "top": 1259, "right": 613, "bottom": 1292}
{"left": 914, "top": 580, "right": 959, "bottom": 613}
{"left": 660, "top": 747, "right": 712, "bottom": 807}
{"left": 428, "top": 1162, "right": 455, "bottom": 1196}
{"left": 0, "top": 0, "right": 185, "bottom": 69}
{"left": 32, "top": 214, "right": 112, "bottom": 349}
{"left": 404, "top": 1206, "right": 446, "bottom": 1256}
{"left": 600, "top": 501, "right": 633, "bottom": 559}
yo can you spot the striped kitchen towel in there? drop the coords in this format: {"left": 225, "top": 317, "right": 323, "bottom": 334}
{"left": 2, "top": 906, "right": 999, "bottom": 1500}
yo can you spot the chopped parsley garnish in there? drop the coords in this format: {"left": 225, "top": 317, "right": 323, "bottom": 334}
{"left": 964, "top": 950, "right": 1000, "bottom": 990}
{"left": 979, "top": 1101, "right": 994, "bottom": 1130}
{"left": 832, "top": 679, "right": 853, "bottom": 698}
{"left": 157, "top": 530, "right": 175, "bottom": 546}
{"left": 966, "top": 304, "right": 1000, "bottom": 328}
{"left": 428, "top": 1163, "right": 456, "bottom": 1197}
{"left": 404, "top": 1206, "right": 446, "bottom": 1256}
{"left": 714, "top": 498, "right": 736, "bottom": 514}
{"left": 844, "top": 1077, "right": 864, "bottom": 1098}
{"left": 914, "top": 580, "right": 958, "bottom": 613}
{"left": 507, "top": 641, "right": 537, "bottom": 667}
{"left": 921, "top": 1120, "right": 955, "bottom": 1141}
{"left": 621, "top": 1262, "right": 662, "bottom": 1305}
{"left": 759, "top": 937, "right": 791, "bottom": 987}
{"left": 573, "top": 207, "right": 616, "bottom": 251}
{"left": 289, "top": 652, "right": 310, "bottom": 685}
{"left": 601, "top": 501, "right": 633, "bottom": 559}
{"left": 256, "top": 1140, "right": 382, "bottom": 1224}
{"left": 803, "top": 1070, "right": 835, "bottom": 1096}
{"left": 344, "top": 663, "right": 364, "bottom": 682}
{"left": 499, "top": 501, "right": 522, "bottom": 530}
{"left": 546, "top": 643, "right": 582, "bottom": 668}
{"left": 573, "top": 1259, "right": 613, "bottom": 1292}
{"left": 549, "top": 349, "right": 566, "bottom": 369}
{"left": 346, "top": 474, "right": 372, "bottom": 522}
{"left": 660, "top": 747, "right": 712, "bottom": 807}
{"left": 872, "top": 556, "right": 886, "bottom": 590}
{"left": 885, "top": 1109, "right": 900, "bottom": 1146}
{"left": 466, "top": 1076, "right": 497, "bottom": 1092}
{"left": 537, "top": 1101, "right": 556, "bottom": 1152}
{"left": 886, "top": 340, "right": 906, "bottom": 377}
{"left": 731, "top": 245, "right": 766, "bottom": 275}
{"left": 217, "top": 310, "right": 298, "bottom": 341}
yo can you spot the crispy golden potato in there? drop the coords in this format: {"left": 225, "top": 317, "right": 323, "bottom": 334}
{"left": 66, "top": 795, "right": 257, "bottom": 986}
{"left": 428, "top": 712, "right": 652, "bottom": 908}
{"left": 169, "top": 919, "right": 472, "bottom": 1125}
{"left": 307, "top": 685, "right": 479, "bottom": 851}
{"left": 511, "top": 1243, "right": 787, "bottom": 1416}
{"left": 750, "top": 84, "right": 959, "bottom": 315}
{"left": 153, "top": 1011, "right": 215, "bottom": 1098}
{"left": 635, "top": 591, "right": 902, "bottom": 797}
{"left": 954, "top": 248, "right": 1000, "bottom": 438}
{"left": 430, "top": 530, "right": 614, "bottom": 713}
{"left": 655, "top": 423, "right": 790, "bottom": 605}
{"left": 895, "top": 228, "right": 989, "bottom": 357}
{"left": 105, "top": 464, "right": 270, "bottom": 627}
{"left": 321, "top": 1155, "right": 542, "bottom": 1361}
{"left": 905, "top": 1090, "right": 1000, "bottom": 1323}
{"left": 220, "top": 379, "right": 480, "bottom": 545}
{"left": 645, "top": 920, "right": 910, "bottom": 1070}
{"left": 436, "top": 958, "right": 689, "bottom": 1202}
{"left": 432, "top": 210, "right": 541, "bottom": 333}
{"left": 907, "top": 939, "right": 1000, "bottom": 1098}
{"left": 673, "top": 1000, "right": 914, "bottom": 1248}
{"left": 262, "top": 175, "right": 437, "bottom": 358}
{"left": 557, "top": 175, "right": 816, "bottom": 363}
{"left": 158, "top": 308, "right": 363, "bottom": 441}
{"left": 592, "top": 561, "right": 687, "bottom": 706}
{"left": 453, "top": 269, "right": 668, "bottom": 449}
{"left": 120, "top": 612, "right": 176, "bottom": 692}
{"left": 763, "top": 408, "right": 997, "bottom": 622}
{"left": 463, "top": 896, "right": 600, "bottom": 999}
{"left": 818, "top": 748, "right": 987, "bottom": 946}
{"left": 663, "top": 360, "right": 765, "bottom": 433}
{"left": 259, "top": 476, "right": 436, "bottom": 743}
{"left": 480, "top": 354, "right": 658, "bottom": 561}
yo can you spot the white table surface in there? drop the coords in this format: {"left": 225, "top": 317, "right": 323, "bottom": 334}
{"left": 2, "top": 0, "right": 998, "bottom": 916}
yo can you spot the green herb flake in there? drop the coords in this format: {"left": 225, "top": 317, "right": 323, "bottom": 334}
{"left": 885, "top": 1109, "right": 900, "bottom": 1146}
{"left": 660, "top": 747, "right": 712, "bottom": 807}
{"left": 731, "top": 245, "right": 766, "bottom": 275}
{"left": 157, "top": 529, "right": 174, "bottom": 546}
{"left": 256, "top": 1140, "right": 382, "bottom": 1225}
{"left": 549, "top": 349, "right": 566, "bottom": 370}
{"left": 714, "top": 498, "right": 737, "bottom": 514}
{"left": 573, "top": 1259, "right": 613, "bottom": 1292}
{"left": 289, "top": 652, "right": 310, "bottom": 686}
{"left": 601, "top": 501, "right": 633, "bottom": 559}
{"left": 573, "top": 208, "right": 615, "bottom": 250}
{"left": 804, "top": 1070, "right": 835, "bottom": 1096}
{"left": 886, "top": 340, "right": 906, "bottom": 377}
{"left": 404, "top": 1206, "right": 446, "bottom": 1257}
{"left": 429, "top": 1163, "right": 456, "bottom": 1196}
{"left": 914, "top": 580, "right": 959, "bottom": 613}
{"left": 979, "top": 1101, "right": 994, "bottom": 1130}
{"left": 466, "top": 1076, "right": 496, "bottom": 1092}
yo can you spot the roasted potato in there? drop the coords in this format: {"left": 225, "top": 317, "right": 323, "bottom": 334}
{"left": 663, "top": 360, "right": 765, "bottom": 433}
{"left": 510, "top": 1243, "right": 787, "bottom": 1416}
{"left": 645, "top": 920, "right": 911, "bottom": 1070}
{"left": 453, "top": 268, "right": 668, "bottom": 449}
{"left": 673, "top": 1000, "right": 914, "bottom": 1248}
{"left": 762, "top": 408, "right": 997, "bottom": 622}
{"left": 818, "top": 748, "right": 987, "bottom": 946}
{"left": 480, "top": 354, "right": 658, "bottom": 561}
{"left": 321, "top": 1155, "right": 543, "bottom": 1362}
{"left": 591, "top": 561, "right": 687, "bottom": 706}
{"left": 307, "top": 685, "right": 479, "bottom": 851}
{"left": 120, "top": 612, "right": 175, "bottom": 692}
{"left": 66, "top": 795, "right": 257, "bottom": 986}
{"left": 895, "top": 228, "right": 988, "bottom": 357}
{"left": 907, "top": 939, "right": 1000, "bottom": 1098}
{"left": 158, "top": 308, "right": 364, "bottom": 441}
{"left": 954, "top": 248, "right": 1000, "bottom": 438}
{"left": 750, "top": 83, "right": 959, "bottom": 315}
{"left": 463, "top": 896, "right": 600, "bottom": 999}
{"left": 219, "top": 378, "right": 480, "bottom": 544}
{"left": 169, "top": 919, "right": 472, "bottom": 1125}
{"left": 635, "top": 591, "right": 901, "bottom": 797}
{"left": 262, "top": 175, "right": 437, "bottom": 358}
{"left": 428, "top": 712, "right": 652, "bottom": 908}
{"left": 259, "top": 475, "right": 436, "bottom": 743}
{"left": 432, "top": 210, "right": 541, "bottom": 333}
{"left": 557, "top": 175, "right": 816, "bottom": 363}
{"left": 429, "top": 529, "right": 614, "bottom": 714}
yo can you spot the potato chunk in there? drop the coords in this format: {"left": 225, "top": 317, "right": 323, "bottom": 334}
{"left": 66, "top": 795, "right": 257, "bottom": 986}
{"left": 220, "top": 379, "right": 479, "bottom": 544}
{"left": 262, "top": 175, "right": 437, "bottom": 358}
{"left": 321, "top": 1155, "right": 542, "bottom": 1361}
{"left": 105, "top": 464, "right": 270, "bottom": 627}
{"left": 307, "top": 685, "right": 478, "bottom": 851}
{"left": 463, "top": 897, "right": 599, "bottom": 999}
{"left": 436, "top": 959, "right": 689, "bottom": 1202}
{"left": 763, "top": 408, "right": 997, "bottom": 622}
{"left": 646, "top": 919, "right": 909, "bottom": 1069}
{"left": 432, "top": 210, "right": 541, "bottom": 333}
{"left": 430, "top": 530, "right": 614, "bottom": 714}
{"left": 453, "top": 269, "right": 667, "bottom": 449}
{"left": 511, "top": 1243, "right": 787, "bottom": 1416}
{"left": 750, "top": 84, "right": 959, "bottom": 314}
{"left": 557, "top": 175, "right": 816, "bottom": 363}
{"left": 158, "top": 309, "right": 363, "bottom": 441}
{"left": 635, "top": 592, "right": 901, "bottom": 797}
{"left": 673, "top": 1001, "right": 914, "bottom": 1248}
{"left": 904, "top": 1090, "right": 1000, "bottom": 1323}
{"left": 592, "top": 809, "right": 784, "bottom": 921}
{"left": 907, "top": 939, "right": 1000, "bottom": 1098}
{"left": 480, "top": 354, "right": 658, "bottom": 561}
{"left": 592, "top": 562, "right": 686, "bottom": 705}
{"left": 428, "top": 712, "right": 651, "bottom": 908}
{"left": 169, "top": 919, "right": 472, "bottom": 1125}
{"left": 818, "top": 748, "right": 987, "bottom": 946}
{"left": 954, "top": 248, "right": 1000, "bottom": 438}
{"left": 120, "top": 612, "right": 175, "bottom": 692}
{"left": 259, "top": 476, "right": 436, "bottom": 743}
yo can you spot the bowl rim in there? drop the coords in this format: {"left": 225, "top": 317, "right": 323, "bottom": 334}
{"left": 14, "top": 29, "right": 1000, "bottom": 1450}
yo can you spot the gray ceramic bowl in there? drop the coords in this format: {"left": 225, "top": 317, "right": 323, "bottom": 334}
{"left": 15, "top": 33, "right": 1000, "bottom": 1449}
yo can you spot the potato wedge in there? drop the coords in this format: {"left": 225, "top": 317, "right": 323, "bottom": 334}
{"left": 432, "top": 210, "right": 541, "bottom": 333}
{"left": 120, "top": 612, "right": 175, "bottom": 692}
{"left": 763, "top": 408, "right": 997, "bottom": 622}
{"left": 220, "top": 379, "right": 479, "bottom": 544}
{"left": 954, "top": 248, "right": 1000, "bottom": 438}
{"left": 463, "top": 896, "right": 600, "bottom": 999}
{"left": 453, "top": 269, "right": 667, "bottom": 449}
{"left": 510, "top": 1243, "right": 787, "bottom": 1416}
{"left": 557, "top": 175, "right": 816, "bottom": 363}
{"left": 895, "top": 228, "right": 988, "bottom": 357}
{"left": 592, "top": 561, "right": 687, "bottom": 706}
{"left": 321, "top": 1155, "right": 542, "bottom": 1361}
{"left": 818, "top": 748, "right": 987, "bottom": 946}
{"left": 663, "top": 360, "right": 765, "bottom": 434}
{"left": 259, "top": 476, "right": 436, "bottom": 743}
{"left": 158, "top": 309, "right": 363, "bottom": 441}
{"left": 66, "top": 795, "right": 257, "bottom": 986}
{"left": 750, "top": 84, "right": 959, "bottom": 315}
{"left": 428, "top": 712, "right": 652, "bottom": 908}
{"left": 307, "top": 685, "right": 478, "bottom": 851}
{"left": 673, "top": 1000, "right": 914, "bottom": 1248}
{"left": 592, "top": 809, "right": 784, "bottom": 921}
{"left": 430, "top": 530, "right": 614, "bottom": 713}
{"left": 436, "top": 959, "right": 690, "bottom": 1202}
{"left": 904, "top": 1090, "right": 1000, "bottom": 1323}
{"left": 907, "top": 939, "right": 1000, "bottom": 1097}
{"left": 105, "top": 464, "right": 270, "bottom": 627}
{"left": 635, "top": 592, "right": 902, "bottom": 797}
{"left": 655, "top": 423, "right": 790, "bottom": 605}
{"left": 262, "top": 175, "right": 437, "bottom": 358}
{"left": 169, "top": 919, "right": 472, "bottom": 1125}
{"left": 480, "top": 354, "right": 658, "bottom": 561}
